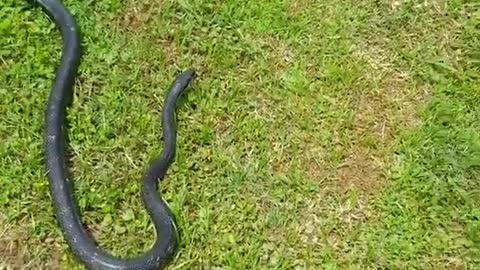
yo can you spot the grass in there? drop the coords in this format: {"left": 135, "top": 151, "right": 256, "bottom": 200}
{"left": 1, "top": 0, "right": 479, "bottom": 269}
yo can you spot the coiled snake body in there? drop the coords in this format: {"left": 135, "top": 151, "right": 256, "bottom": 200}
{"left": 31, "top": 0, "right": 194, "bottom": 269}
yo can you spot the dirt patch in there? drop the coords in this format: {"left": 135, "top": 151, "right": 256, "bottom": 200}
{"left": 336, "top": 146, "right": 383, "bottom": 194}
{"left": 329, "top": 35, "right": 432, "bottom": 195}
{"left": 120, "top": 1, "right": 158, "bottom": 33}
{"left": 117, "top": 0, "right": 185, "bottom": 69}
{"left": 0, "top": 226, "right": 64, "bottom": 270}
{"left": 0, "top": 238, "right": 22, "bottom": 269}
{"left": 334, "top": 69, "right": 423, "bottom": 194}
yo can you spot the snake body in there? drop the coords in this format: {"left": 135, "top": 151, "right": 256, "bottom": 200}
{"left": 32, "top": 0, "right": 194, "bottom": 269}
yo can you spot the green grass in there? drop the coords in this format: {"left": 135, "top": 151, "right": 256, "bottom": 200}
{"left": 1, "top": 0, "right": 479, "bottom": 269}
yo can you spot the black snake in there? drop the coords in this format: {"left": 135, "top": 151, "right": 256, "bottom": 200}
{"left": 30, "top": 0, "right": 194, "bottom": 269}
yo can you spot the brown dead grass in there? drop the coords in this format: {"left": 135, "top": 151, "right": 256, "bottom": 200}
{"left": 0, "top": 223, "right": 64, "bottom": 270}
{"left": 325, "top": 31, "right": 433, "bottom": 195}
{"left": 261, "top": 36, "right": 295, "bottom": 72}
{"left": 252, "top": 24, "right": 424, "bottom": 196}
{"left": 118, "top": 0, "right": 180, "bottom": 66}
{"left": 0, "top": 238, "right": 22, "bottom": 269}
{"left": 334, "top": 70, "right": 422, "bottom": 194}
{"left": 120, "top": 0, "right": 159, "bottom": 33}
{"left": 335, "top": 146, "right": 383, "bottom": 194}
{"left": 160, "top": 40, "right": 178, "bottom": 65}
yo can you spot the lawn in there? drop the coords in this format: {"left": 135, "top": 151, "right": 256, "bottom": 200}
{"left": 1, "top": 0, "right": 479, "bottom": 269}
